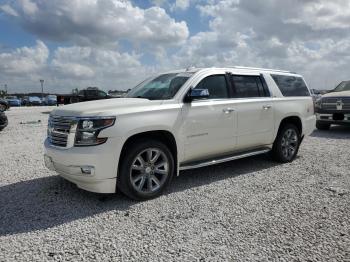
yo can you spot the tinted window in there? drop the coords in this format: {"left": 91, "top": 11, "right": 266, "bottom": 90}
{"left": 271, "top": 75, "right": 310, "bottom": 97}
{"left": 195, "top": 75, "right": 228, "bottom": 99}
{"left": 98, "top": 91, "right": 107, "bottom": 97}
{"left": 232, "top": 75, "right": 266, "bottom": 98}
{"left": 127, "top": 73, "right": 192, "bottom": 100}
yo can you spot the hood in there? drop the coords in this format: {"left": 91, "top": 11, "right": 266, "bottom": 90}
{"left": 51, "top": 98, "right": 164, "bottom": 117}
{"left": 323, "top": 90, "right": 350, "bottom": 98}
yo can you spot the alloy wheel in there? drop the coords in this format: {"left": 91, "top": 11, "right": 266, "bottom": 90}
{"left": 130, "top": 148, "right": 169, "bottom": 194}
{"left": 281, "top": 128, "right": 298, "bottom": 160}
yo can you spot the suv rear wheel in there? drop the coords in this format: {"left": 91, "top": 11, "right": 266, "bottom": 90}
{"left": 117, "top": 139, "right": 174, "bottom": 200}
{"left": 272, "top": 123, "right": 301, "bottom": 163}
{"left": 316, "top": 121, "right": 331, "bottom": 130}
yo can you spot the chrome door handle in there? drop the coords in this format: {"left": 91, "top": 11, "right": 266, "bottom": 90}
{"left": 223, "top": 108, "right": 235, "bottom": 114}
{"left": 262, "top": 105, "right": 272, "bottom": 110}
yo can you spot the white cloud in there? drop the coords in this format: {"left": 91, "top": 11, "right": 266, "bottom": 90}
{"left": 0, "top": 41, "right": 154, "bottom": 92}
{"left": 172, "top": 0, "right": 190, "bottom": 11}
{"left": 0, "top": 4, "right": 19, "bottom": 17}
{"left": 0, "top": 40, "right": 48, "bottom": 74}
{"left": 172, "top": 0, "right": 350, "bottom": 89}
{"left": 3, "top": 0, "right": 189, "bottom": 49}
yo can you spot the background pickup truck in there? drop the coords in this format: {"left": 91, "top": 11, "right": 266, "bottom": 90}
{"left": 44, "top": 66, "right": 316, "bottom": 200}
{"left": 315, "top": 80, "right": 350, "bottom": 130}
{"left": 57, "top": 88, "right": 111, "bottom": 105}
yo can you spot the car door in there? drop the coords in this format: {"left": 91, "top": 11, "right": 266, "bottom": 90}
{"left": 181, "top": 74, "right": 237, "bottom": 162}
{"left": 230, "top": 74, "right": 275, "bottom": 150}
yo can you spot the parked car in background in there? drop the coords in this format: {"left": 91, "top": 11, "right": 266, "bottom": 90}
{"left": 28, "top": 96, "right": 42, "bottom": 106}
{"left": 315, "top": 80, "right": 350, "bottom": 130}
{"left": 0, "top": 98, "right": 9, "bottom": 111}
{"left": 21, "top": 96, "right": 29, "bottom": 106}
{"left": 43, "top": 95, "right": 57, "bottom": 106}
{"left": 5, "top": 96, "right": 21, "bottom": 107}
{"left": 44, "top": 66, "right": 315, "bottom": 200}
{"left": 0, "top": 111, "right": 8, "bottom": 131}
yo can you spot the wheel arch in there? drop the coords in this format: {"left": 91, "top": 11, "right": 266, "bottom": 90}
{"left": 118, "top": 130, "right": 178, "bottom": 177}
{"left": 276, "top": 115, "right": 303, "bottom": 137}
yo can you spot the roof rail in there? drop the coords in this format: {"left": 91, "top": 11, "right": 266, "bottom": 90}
{"left": 229, "top": 66, "right": 296, "bottom": 74}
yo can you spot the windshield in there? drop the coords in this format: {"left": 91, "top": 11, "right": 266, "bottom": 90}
{"left": 48, "top": 95, "right": 57, "bottom": 99}
{"left": 126, "top": 72, "right": 193, "bottom": 100}
{"left": 6, "top": 96, "right": 17, "bottom": 99}
{"left": 333, "top": 81, "right": 350, "bottom": 92}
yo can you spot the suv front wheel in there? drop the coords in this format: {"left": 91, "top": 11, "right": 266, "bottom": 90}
{"left": 272, "top": 123, "right": 301, "bottom": 163}
{"left": 117, "top": 139, "right": 175, "bottom": 200}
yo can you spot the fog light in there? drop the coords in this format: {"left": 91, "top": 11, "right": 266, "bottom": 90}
{"left": 81, "top": 166, "right": 93, "bottom": 175}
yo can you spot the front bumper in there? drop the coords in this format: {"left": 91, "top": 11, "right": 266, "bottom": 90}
{"left": 44, "top": 137, "right": 123, "bottom": 193}
{"left": 316, "top": 113, "right": 350, "bottom": 125}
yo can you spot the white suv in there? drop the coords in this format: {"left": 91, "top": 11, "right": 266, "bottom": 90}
{"left": 44, "top": 67, "right": 316, "bottom": 200}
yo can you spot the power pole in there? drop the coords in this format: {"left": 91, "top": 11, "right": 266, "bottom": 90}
{"left": 40, "top": 79, "right": 44, "bottom": 99}
{"left": 4, "top": 84, "right": 7, "bottom": 94}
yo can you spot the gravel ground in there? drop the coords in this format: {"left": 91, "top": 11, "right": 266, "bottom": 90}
{"left": 0, "top": 107, "right": 349, "bottom": 261}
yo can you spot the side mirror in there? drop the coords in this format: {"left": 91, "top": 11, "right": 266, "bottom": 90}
{"left": 184, "top": 88, "right": 209, "bottom": 102}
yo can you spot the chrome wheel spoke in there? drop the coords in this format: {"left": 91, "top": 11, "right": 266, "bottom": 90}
{"left": 146, "top": 149, "right": 153, "bottom": 162}
{"left": 151, "top": 175, "right": 161, "bottom": 188}
{"left": 147, "top": 177, "right": 153, "bottom": 192}
{"left": 150, "top": 150, "right": 161, "bottom": 164}
{"left": 154, "top": 168, "right": 167, "bottom": 175}
{"left": 132, "top": 174, "right": 143, "bottom": 183}
{"left": 136, "top": 155, "right": 146, "bottom": 167}
{"left": 137, "top": 176, "right": 146, "bottom": 190}
{"left": 131, "top": 164, "right": 143, "bottom": 171}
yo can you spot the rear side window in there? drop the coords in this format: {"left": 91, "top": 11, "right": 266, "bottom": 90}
{"left": 195, "top": 75, "right": 229, "bottom": 99}
{"left": 231, "top": 75, "right": 270, "bottom": 98}
{"left": 271, "top": 75, "right": 310, "bottom": 97}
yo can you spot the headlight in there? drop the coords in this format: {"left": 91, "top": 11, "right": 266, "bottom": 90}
{"left": 74, "top": 117, "right": 115, "bottom": 146}
{"left": 315, "top": 98, "right": 322, "bottom": 109}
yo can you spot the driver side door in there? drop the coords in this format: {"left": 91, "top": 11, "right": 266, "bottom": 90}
{"left": 180, "top": 74, "right": 237, "bottom": 163}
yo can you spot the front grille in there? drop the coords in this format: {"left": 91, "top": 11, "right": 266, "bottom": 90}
{"left": 322, "top": 97, "right": 350, "bottom": 110}
{"left": 48, "top": 115, "right": 76, "bottom": 147}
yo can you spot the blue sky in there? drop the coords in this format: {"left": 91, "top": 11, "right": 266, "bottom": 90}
{"left": 0, "top": 0, "right": 350, "bottom": 93}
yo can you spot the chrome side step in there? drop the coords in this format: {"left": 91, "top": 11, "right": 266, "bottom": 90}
{"left": 179, "top": 147, "right": 271, "bottom": 171}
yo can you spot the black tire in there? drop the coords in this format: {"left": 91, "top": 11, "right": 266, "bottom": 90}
{"left": 316, "top": 121, "right": 331, "bottom": 130}
{"left": 117, "top": 139, "right": 175, "bottom": 200}
{"left": 271, "top": 123, "right": 301, "bottom": 163}
{"left": 0, "top": 104, "right": 7, "bottom": 112}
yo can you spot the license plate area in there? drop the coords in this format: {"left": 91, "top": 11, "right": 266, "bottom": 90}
{"left": 333, "top": 113, "right": 344, "bottom": 121}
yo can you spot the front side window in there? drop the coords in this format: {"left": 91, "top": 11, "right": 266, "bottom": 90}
{"left": 232, "top": 75, "right": 267, "bottom": 98}
{"left": 271, "top": 74, "right": 310, "bottom": 97}
{"left": 194, "top": 75, "right": 229, "bottom": 99}
{"left": 127, "top": 73, "right": 193, "bottom": 100}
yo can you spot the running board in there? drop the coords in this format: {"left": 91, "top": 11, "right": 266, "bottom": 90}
{"left": 179, "top": 147, "right": 271, "bottom": 171}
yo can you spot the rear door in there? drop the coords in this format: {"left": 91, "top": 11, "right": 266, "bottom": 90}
{"left": 230, "top": 74, "right": 275, "bottom": 149}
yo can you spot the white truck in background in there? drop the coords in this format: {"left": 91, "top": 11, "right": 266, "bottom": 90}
{"left": 44, "top": 67, "right": 316, "bottom": 200}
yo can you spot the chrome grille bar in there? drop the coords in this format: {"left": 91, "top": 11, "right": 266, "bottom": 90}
{"left": 48, "top": 115, "right": 78, "bottom": 148}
